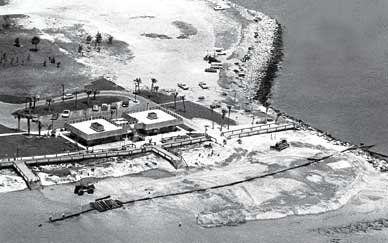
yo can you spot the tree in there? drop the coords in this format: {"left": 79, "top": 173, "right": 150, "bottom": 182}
{"left": 108, "top": 35, "right": 113, "bottom": 44}
{"left": 210, "top": 105, "right": 216, "bottom": 129}
{"left": 95, "top": 32, "right": 102, "bottom": 47}
{"left": 93, "top": 89, "right": 99, "bottom": 100}
{"left": 46, "top": 98, "right": 53, "bottom": 112}
{"left": 31, "top": 36, "right": 40, "bottom": 51}
{"left": 32, "top": 96, "right": 37, "bottom": 109}
{"left": 154, "top": 86, "right": 159, "bottom": 96}
{"left": 14, "top": 38, "right": 20, "bottom": 47}
{"left": 85, "top": 89, "right": 93, "bottom": 105}
{"left": 173, "top": 92, "right": 179, "bottom": 109}
{"left": 181, "top": 95, "right": 186, "bottom": 112}
{"left": 43, "top": 60, "right": 47, "bottom": 67}
{"left": 78, "top": 44, "right": 83, "bottom": 53}
{"left": 86, "top": 35, "right": 92, "bottom": 44}
{"left": 134, "top": 78, "right": 142, "bottom": 94}
{"left": 221, "top": 109, "right": 227, "bottom": 131}
{"left": 150, "top": 78, "right": 157, "bottom": 93}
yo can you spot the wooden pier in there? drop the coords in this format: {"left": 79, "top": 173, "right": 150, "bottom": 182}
{"left": 221, "top": 123, "right": 296, "bottom": 139}
{"left": 12, "top": 161, "right": 41, "bottom": 189}
{"left": 0, "top": 135, "right": 212, "bottom": 189}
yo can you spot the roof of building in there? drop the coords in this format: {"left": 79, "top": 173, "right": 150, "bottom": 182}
{"left": 68, "top": 119, "right": 121, "bottom": 135}
{"left": 127, "top": 109, "right": 178, "bottom": 125}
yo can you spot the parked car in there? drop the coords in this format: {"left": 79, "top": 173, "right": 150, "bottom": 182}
{"left": 122, "top": 99, "right": 129, "bottom": 107}
{"left": 64, "top": 93, "right": 74, "bottom": 100}
{"left": 177, "top": 83, "right": 189, "bottom": 90}
{"left": 62, "top": 110, "right": 71, "bottom": 118}
{"left": 101, "top": 103, "right": 109, "bottom": 111}
{"left": 210, "top": 63, "right": 223, "bottom": 69}
{"left": 214, "top": 5, "right": 228, "bottom": 11}
{"left": 214, "top": 48, "right": 227, "bottom": 55}
{"left": 199, "top": 82, "right": 209, "bottom": 89}
{"left": 205, "top": 67, "right": 217, "bottom": 73}
{"left": 198, "top": 96, "right": 205, "bottom": 100}
{"left": 92, "top": 105, "right": 99, "bottom": 112}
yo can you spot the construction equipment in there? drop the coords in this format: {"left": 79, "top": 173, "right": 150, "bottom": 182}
{"left": 74, "top": 180, "right": 95, "bottom": 196}
{"left": 270, "top": 139, "right": 290, "bottom": 151}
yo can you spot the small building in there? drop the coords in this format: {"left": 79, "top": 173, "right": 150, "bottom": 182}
{"left": 65, "top": 118, "right": 131, "bottom": 146}
{"left": 123, "top": 109, "right": 183, "bottom": 135}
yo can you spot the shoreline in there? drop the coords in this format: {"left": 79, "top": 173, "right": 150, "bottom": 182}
{"left": 235, "top": 7, "right": 388, "bottom": 163}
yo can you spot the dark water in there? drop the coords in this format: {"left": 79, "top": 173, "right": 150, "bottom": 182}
{"left": 233, "top": 0, "right": 388, "bottom": 154}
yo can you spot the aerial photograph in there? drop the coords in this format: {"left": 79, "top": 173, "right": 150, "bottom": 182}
{"left": 1, "top": 0, "right": 388, "bottom": 242}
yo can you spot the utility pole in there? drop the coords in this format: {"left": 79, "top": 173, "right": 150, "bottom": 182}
{"left": 210, "top": 105, "right": 215, "bottom": 129}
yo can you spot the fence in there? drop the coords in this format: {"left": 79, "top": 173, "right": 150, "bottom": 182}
{"left": 222, "top": 123, "right": 296, "bottom": 139}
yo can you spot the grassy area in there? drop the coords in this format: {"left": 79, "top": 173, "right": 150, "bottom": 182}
{"left": 138, "top": 90, "right": 237, "bottom": 125}
{"left": 84, "top": 77, "right": 125, "bottom": 91}
{"left": 138, "top": 89, "right": 175, "bottom": 104}
{"left": 0, "top": 124, "right": 18, "bottom": 134}
{"left": 0, "top": 135, "right": 79, "bottom": 158}
{"left": 163, "top": 101, "right": 236, "bottom": 125}
{"left": 0, "top": 15, "right": 91, "bottom": 101}
{"left": 15, "top": 96, "right": 124, "bottom": 116}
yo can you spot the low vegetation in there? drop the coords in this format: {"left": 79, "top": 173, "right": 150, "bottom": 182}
{"left": 0, "top": 135, "right": 79, "bottom": 158}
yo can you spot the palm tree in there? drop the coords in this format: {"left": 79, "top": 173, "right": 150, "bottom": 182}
{"left": 154, "top": 86, "right": 159, "bottom": 96}
{"left": 32, "top": 96, "right": 37, "bottom": 109}
{"left": 46, "top": 98, "right": 53, "bottom": 112}
{"left": 95, "top": 32, "right": 102, "bottom": 47}
{"left": 181, "top": 95, "right": 186, "bottom": 112}
{"left": 31, "top": 36, "right": 40, "bottom": 51}
{"left": 150, "top": 78, "right": 157, "bottom": 93}
{"left": 14, "top": 37, "right": 20, "bottom": 47}
{"left": 227, "top": 105, "right": 232, "bottom": 130}
{"left": 134, "top": 78, "right": 142, "bottom": 94}
{"left": 93, "top": 89, "right": 99, "bottom": 100}
{"left": 173, "top": 92, "right": 179, "bottom": 109}
{"left": 85, "top": 90, "right": 93, "bottom": 105}
{"left": 221, "top": 109, "right": 227, "bottom": 131}
{"left": 210, "top": 105, "right": 216, "bottom": 129}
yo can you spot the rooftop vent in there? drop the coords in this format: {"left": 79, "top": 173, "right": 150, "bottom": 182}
{"left": 146, "top": 112, "right": 158, "bottom": 120}
{"left": 90, "top": 122, "right": 105, "bottom": 132}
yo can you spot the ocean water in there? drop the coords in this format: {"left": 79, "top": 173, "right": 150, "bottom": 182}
{"left": 233, "top": 0, "right": 388, "bottom": 154}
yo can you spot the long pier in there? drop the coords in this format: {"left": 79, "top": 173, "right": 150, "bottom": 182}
{"left": 221, "top": 122, "right": 296, "bottom": 139}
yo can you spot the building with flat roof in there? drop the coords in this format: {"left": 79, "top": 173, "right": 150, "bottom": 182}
{"left": 65, "top": 118, "right": 132, "bottom": 146}
{"left": 123, "top": 109, "right": 183, "bottom": 135}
